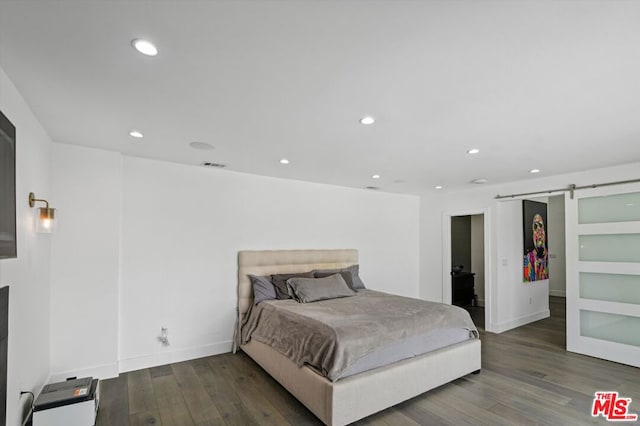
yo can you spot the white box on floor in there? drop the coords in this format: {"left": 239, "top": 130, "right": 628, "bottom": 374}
{"left": 32, "top": 378, "right": 99, "bottom": 426}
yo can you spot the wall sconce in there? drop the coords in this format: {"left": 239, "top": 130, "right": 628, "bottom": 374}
{"left": 28, "top": 192, "right": 57, "bottom": 233}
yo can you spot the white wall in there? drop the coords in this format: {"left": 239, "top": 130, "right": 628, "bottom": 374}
{"left": 119, "top": 156, "right": 420, "bottom": 370}
{"left": 548, "top": 194, "right": 566, "bottom": 297}
{"left": 50, "top": 144, "right": 121, "bottom": 380}
{"left": 470, "top": 214, "right": 485, "bottom": 305}
{"left": 419, "top": 161, "right": 640, "bottom": 333}
{"left": 50, "top": 148, "right": 420, "bottom": 373}
{"left": 494, "top": 200, "right": 549, "bottom": 331}
{"left": 418, "top": 194, "right": 444, "bottom": 302}
{"left": 0, "top": 66, "right": 52, "bottom": 426}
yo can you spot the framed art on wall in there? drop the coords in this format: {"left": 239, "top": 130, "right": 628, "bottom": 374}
{"left": 523, "top": 200, "right": 548, "bottom": 282}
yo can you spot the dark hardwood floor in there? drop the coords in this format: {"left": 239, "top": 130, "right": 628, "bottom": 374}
{"left": 97, "top": 297, "right": 640, "bottom": 425}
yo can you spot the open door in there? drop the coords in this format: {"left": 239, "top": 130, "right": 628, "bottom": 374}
{"left": 566, "top": 183, "right": 640, "bottom": 367}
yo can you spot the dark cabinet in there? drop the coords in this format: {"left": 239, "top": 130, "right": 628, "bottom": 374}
{"left": 452, "top": 272, "right": 475, "bottom": 306}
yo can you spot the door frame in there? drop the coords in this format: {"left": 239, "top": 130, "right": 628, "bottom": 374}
{"left": 442, "top": 207, "right": 493, "bottom": 331}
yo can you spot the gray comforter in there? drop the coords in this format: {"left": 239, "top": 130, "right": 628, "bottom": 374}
{"left": 241, "top": 289, "right": 478, "bottom": 381}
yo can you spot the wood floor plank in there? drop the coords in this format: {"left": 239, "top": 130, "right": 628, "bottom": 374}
{"left": 209, "top": 354, "right": 290, "bottom": 425}
{"left": 127, "top": 370, "right": 158, "bottom": 415}
{"left": 171, "top": 361, "right": 223, "bottom": 424}
{"left": 354, "top": 407, "right": 421, "bottom": 426}
{"left": 149, "top": 364, "right": 173, "bottom": 379}
{"left": 486, "top": 402, "right": 540, "bottom": 426}
{"left": 445, "top": 378, "right": 502, "bottom": 411}
{"left": 191, "top": 357, "right": 260, "bottom": 426}
{"left": 96, "top": 374, "right": 130, "bottom": 426}
{"left": 469, "top": 368, "right": 573, "bottom": 407}
{"left": 389, "top": 398, "right": 453, "bottom": 426}
{"left": 194, "top": 420, "right": 227, "bottom": 426}
{"left": 129, "top": 410, "right": 162, "bottom": 426}
{"left": 420, "top": 384, "right": 515, "bottom": 426}
{"left": 152, "top": 373, "right": 195, "bottom": 426}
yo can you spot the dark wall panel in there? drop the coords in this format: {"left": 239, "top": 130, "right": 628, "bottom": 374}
{"left": 0, "top": 286, "right": 8, "bottom": 426}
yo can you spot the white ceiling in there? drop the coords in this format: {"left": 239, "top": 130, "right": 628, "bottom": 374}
{"left": 1, "top": 0, "right": 639, "bottom": 194}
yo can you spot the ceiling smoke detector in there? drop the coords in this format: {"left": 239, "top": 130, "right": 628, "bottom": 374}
{"left": 471, "top": 178, "right": 488, "bottom": 184}
{"left": 190, "top": 141, "right": 215, "bottom": 150}
{"left": 201, "top": 162, "right": 227, "bottom": 168}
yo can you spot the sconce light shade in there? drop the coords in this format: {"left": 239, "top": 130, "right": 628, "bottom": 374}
{"left": 29, "top": 192, "right": 57, "bottom": 234}
{"left": 36, "top": 207, "right": 56, "bottom": 233}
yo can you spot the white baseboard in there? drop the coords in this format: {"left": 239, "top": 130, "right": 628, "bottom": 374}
{"left": 549, "top": 290, "right": 566, "bottom": 298}
{"left": 489, "top": 309, "right": 551, "bottom": 334}
{"left": 119, "top": 340, "right": 232, "bottom": 373}
{"left": 50, "top": 362, "right": 119, "bottom": 382}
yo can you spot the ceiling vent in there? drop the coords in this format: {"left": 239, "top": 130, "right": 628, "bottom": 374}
{"left": 201, "top": 162, "right": 227, "bottom": 168}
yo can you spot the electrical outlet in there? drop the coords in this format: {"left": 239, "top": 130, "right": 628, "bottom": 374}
{"left": 158, "top": 327, "right": 170, "bottom": 346}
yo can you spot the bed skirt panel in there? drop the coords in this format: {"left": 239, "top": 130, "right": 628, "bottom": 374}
{"left": 241, "top": 338, "right": 481, "bottom": 426}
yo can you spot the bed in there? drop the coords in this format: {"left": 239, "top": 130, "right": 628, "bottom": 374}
{"left": 233, "top": 249, "right": 481, "bottom": 426}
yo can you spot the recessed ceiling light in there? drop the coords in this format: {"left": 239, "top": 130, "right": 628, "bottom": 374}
{"left": 189, "top": 141, "right": 215, "bottom": 151}
{"left": 435, "top": 185, "right": 443, "bottom": 190}
{"left": 129, "top": 130, "right": 144, "bottom": 138}
{"left": 471, "top": 178, "right": 488, "bottom": 184}
{"left": 360, "top": 116, "right": 375, "bottom": 125}
{"left": 529, "top": 169, "right": 540, "bottom": 174}
{"left": 131, "top": 39, "right": 158, "bottom": 56}
{"left": 280, "top": 158, "right": 290, "bottom": 165}
{"left": 372, "top": 174, "right": 380, "bottom": 179}
{"left": 467, "top": 148, "right": 480, "bottom": 155}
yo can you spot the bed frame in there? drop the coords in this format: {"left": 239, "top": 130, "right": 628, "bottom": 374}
{"left": 235, "top": 249, "right": 481, "bottom": 426}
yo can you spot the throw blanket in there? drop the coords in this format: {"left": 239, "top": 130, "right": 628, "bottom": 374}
{"left": 241, "top": 289, "right": 478, "bottom": 381}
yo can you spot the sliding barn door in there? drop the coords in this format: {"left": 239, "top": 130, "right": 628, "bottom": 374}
{"left": 566, "top": 183, "right": 640, "bottom": 367}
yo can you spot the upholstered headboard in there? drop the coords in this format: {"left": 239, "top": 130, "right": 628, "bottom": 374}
{"left": 233, "top": 249, "right": 358, "bottom": 351}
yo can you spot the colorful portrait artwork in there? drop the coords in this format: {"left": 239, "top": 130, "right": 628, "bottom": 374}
{"left": 523, "top": 200, "right": 549, "bottom": 282}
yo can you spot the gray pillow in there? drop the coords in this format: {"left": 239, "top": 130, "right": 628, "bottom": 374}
{"left": 286, "top": 274, "right": 355, "bottom": 303}
{"left": 313, "top": 264, "right": 366, "bottom": 290}
{"left": 248, "top": 274, "right": 276, "bottom": 305}
{"left": 271, "top": 271, "right": 314, "bottom": 299}
{"left": 313, "top": 270, "right": 354, "bottom": 289}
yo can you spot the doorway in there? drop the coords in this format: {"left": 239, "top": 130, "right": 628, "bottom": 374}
{"left": 443, "top": 209, "right": 490, "bottom": 331}
{"left": 451, "top": 214, "right": 485, "bottom": 328}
